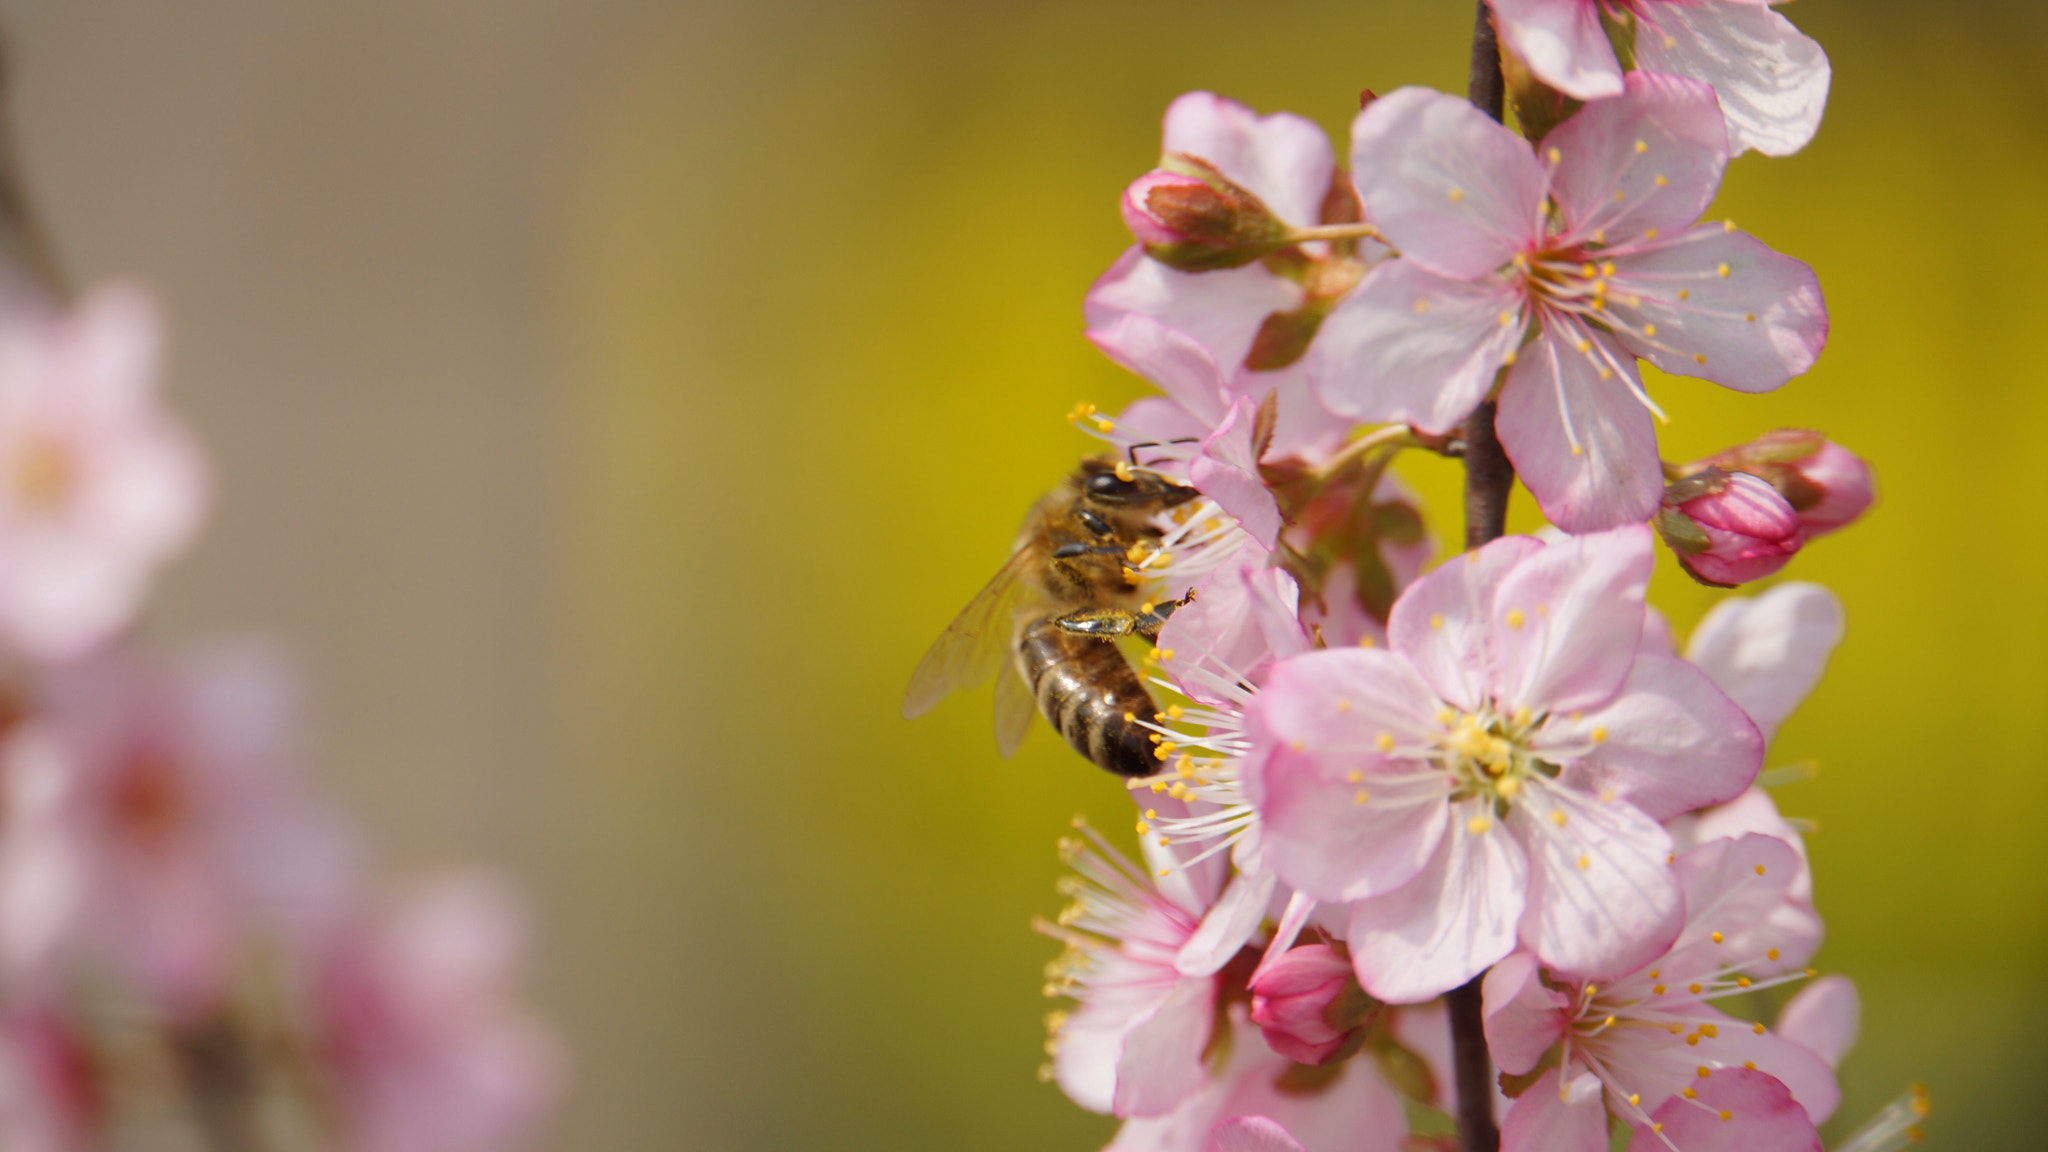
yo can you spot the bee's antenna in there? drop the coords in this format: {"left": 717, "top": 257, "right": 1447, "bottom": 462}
{"left": 1125, "top": 438, "right": 1202, "bottom": 467}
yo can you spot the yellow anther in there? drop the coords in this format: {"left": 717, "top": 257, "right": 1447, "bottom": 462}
{"left": 1723, "top": 219, "right": 1737, "bottom": 233}
{"left": 1166, "top": 704, "right": 1184, "bottom": 720}
{"left": 1613, "top": 190, "right": 1626, "bottom": 202}
{"left": 1604, "top": 1015, "right": 1616, "bottom": 1027}
{"left": 1698, "top": 1066, "right": 1712, "bottom": 1079}
{"left": 1576, "top": 854, "right": 1590, "bottom": 870}
{"left": 1376, "top": 732, "right": 1395, "bottom": 752}
{"left": 1711, "top": 931, "right": 1724, "bottom": 944}
{"left": 1157, "top": 649, "right": 1175, "bottom": 661}
{"left": 1114, "top": 460, "right": 1135, "bottom": 482}
{"left": 1683, "top": 1088, "right": 1697, "bottom": 1100}
{"left": 1645, "top": 227, "right": 1659, "bottom": 240}
{"left": 1580, "top": 263, "right": 1597, "bottom": 278}
{"left": 1149, "top": 780, "right": 1166, "bottom": 793}
{"left": 1500, "top": 310, "right": 1515, "bottom": 326}
{"left": 1547, "top": 147, "right": 1561, "bottom": 164}
{"left": 1753, "top": 1022, "right": 1767, "bottom": 1034}
{"left": 1650, "top": 970, "right": 1659, "bottom": 979}
{"left": 1122, "top": 711, "right": 1136, "bottom": 722}
{"left": 1745, "top": 312, "right": 1757, "bottom": 322}
{"left": 1654, "top": 985, "right": 1667, "bottom": 995}
{"left": 1449, "top": 187, "right": 1465, "bottom": 203}
{"left": 1430, "top": 613, "right": 1444, "bottom": 630}
{"left": 1096, "top": 418, "right": 1116, "bottom": 432}
{"left": 1716, "top": 262, "right": 1731, "bottom": 278}
{"left": 1744, "top": 1061, "right": 1756, "bottom": 1070}
{"left": 1719, "top": 1110, "right": 1733, "bottom": 1122}
{"left": 1694, "top": 353, "right": 1707, "bottom": 365}
{"left": 1701, "top": 1024, "right": 1717, "bottom": 1038}
{"left": 1467, "top": 816, "right": 1493, "bottom": 834}
{"left": 1655, "top": 174, "right": 1669, "bottom": 187}
{"left": 1414, "top": 298, "right": 1432, "bottom": 314}
{"left": 1652, "top": 1123, "right": 1664, "bottom": 1135}
{"left": 1337, "top": 699, "right": 1352, "bottom": 713}
{"left": 1629, "top": 1094, "right": 1640, "bottom": 1107}
{"left": 1634, "top": 139, "right": 1649, "bottom": 154}
{"left": 1757, "top": 867, "right": 1769, "bottom": 878}
{"left": 1348, "top": 769, "right": 1364, "bottom": 784}
{"left": 1644, "top": 323, "right": 1657, "bottom": 337}
{"left": 1157, "top": 868, "right": 1170, "bottom": 877}
{"left": 1135, "top": 821, "right": 1150, "bottom": 835}
{"left": 1358, "top": 634, "right": 1375, "bottom": 648}
{"left": 1594, "top": 229, "right": 1607, "bottom": 244}
{"left": 1154, "top": 743, "right": 1176, "bottom": 761}
{"left": 1736, "top": 976, "right": 1752, "bottom": 988}
{"left": 1506, "top": 608, "right": 1527, "bottom": 629}
{"left": 1597, "top": 365, "right": 1613, "bottom": 380}
{"left": 1689, "top": 983, "right": 1703, "bottom": 994}
{"left": 1678, "top": 289, "right": 1691, "bottom": 300}
{"left": 1668, "top": 1022, "right": 1684, "bottom": 1034}
{"left": 1591, "top": 727, "right": 1608, "bottom": 744}
{"left": 1289, "top": 741, "right": 1304, "bottom": 753}
{"left": 1354, "top": 789, "right": 1371, "bottom": 805}
{"left": 1498, "top": 777, "right": 1522, "bottom": 799}
{"left": 1156, "top": 836, "right": 1170, "bottom": 846}
{"left": 1502, "top": 349, "right": 1517, "bottom": 366}
{"left": 1551, "top": 810, "right": 1567, "bottom": 827}
{"left": 1574, "top": 338, "right": 1592, "bottom": 353}
{"left": 1804, "top": 968, "right": 1818, "bottom": 977}
{"left": 1602, "top": 261, "right": 1616, "bottom": 277}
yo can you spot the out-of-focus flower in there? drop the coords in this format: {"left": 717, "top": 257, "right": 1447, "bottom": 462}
{"left": 1089, "top": 92, "right": 1374, "bottom": 460}
{"left": 0, "top": 1009, "right": 95, "bottom": 1152}
{"left": 1829, "top": 1084, "right": 1930, "bottom": 1152}
{"left": 1682, "top": 582, "right": 1843, "bottom": 744}
{"left": 1695, "top": 429, "right": 1874, "bottom": 537}
{"left": 1038, "top": 825, "right": 1221, "bottom": 1118}
{"left": 1776, "top": 974, "right": 1859, "bottom": 1070}
{"left": 1248, "top": 944, "right": 1379, "bottom": 1065}
{"left": 1484, "top": 834, "right": 1840, "bottom": 1150}
{"left": 1656, "top": 469, "right": 1804, "bottom": 586}
{"left": 1106, "top": 1010, "right": 1407, "bottom": 1152}
{"left": 0, "top": 283, "right": 206, "bottom": 662}
{"left": 1244, "top": 527, "right": 1761, "bottom": 1001}
{"left": 1488, "top": 0, "right": 1831, "bottom": 157}
{"left": 0, "top": 642, "right": 350, "bottom": 1016}
{"left": 313, "top": 871, "right": 562, "bottom": 1152}
{"left": 1313, "top": 76, "right": 1826, "bottom": 532}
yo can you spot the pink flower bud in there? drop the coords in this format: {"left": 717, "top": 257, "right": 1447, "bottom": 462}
{"left": 1657, "top": 470, "right": 1804, "bottom": 587}
{"left": 1119, "top": 155, "right": 1290, "bottom": 272}
{"left": 1248, "top": 944, "right": 1379, "bottom": 1065}
{"left": 1698, "top": 429, "right": 1874, "bottom": 538}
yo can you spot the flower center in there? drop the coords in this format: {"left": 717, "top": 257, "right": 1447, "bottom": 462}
{"left": 10, "top": 436, "right": 75, "bottom": 512}
{"left": 1436, "top": 705, "right": 1550, "bottom": 807}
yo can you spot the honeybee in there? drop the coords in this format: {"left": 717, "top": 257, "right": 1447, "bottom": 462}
{"left": 902, "top": 457, "right": 1201, "bottom": 777}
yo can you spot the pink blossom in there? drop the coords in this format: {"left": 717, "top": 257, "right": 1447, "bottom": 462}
{"left": 313, "top": 871, "right": 562, "bottom": 1152}
{"left": 1089, "top": 93, "right": 1368, "bottom": 460}
{"left": 1663, "top": 470, "right": 1804, "bottom": 586}
{"left": 1248, "top": 944, "right": 1377, "bottom": 1065}
{"left": 0, "top": 642, "right": 350, "bottom": 1016}
{"left": 1697, "top": 429, "right": 1874, "bottom": 537}
{"left": 1488, "top": 0, "right": 1831, "bottom": 157}
{"left": 1483, "top": 833, "right": 1840, "bottom": 1149}
{"left": 1123, "top": 171, "right": 1227, "bottom": 248}
{"left": 0, "top": 1009, "right": 95, "bottom": 1152}
{"left": 1039, "top": 826, "right": 1222, "bottom": 1118}
{"left": 1243, "top": 527, "right": 1763, "bottom": 1001}
{"left": 1312, "top": 76, "right": 1825, "bottom": 532}
{"left": 1683, "top": 581, "right": 1843, "bottom": 743}
{"left": 1666, "top": 788, "right": 1821, "bottom": 974}
{"left": 0, "top": 283, "right": 207, "bottom": 662}
{"left": 1775, "top": 974, "right": 1859, "bottom": 1069}
{"left": 1106, "top": 1010, "right": 1406, "bottom": 1152}
{"left": 1629, "top": 1066, "right": 1823, "bottom": 1152}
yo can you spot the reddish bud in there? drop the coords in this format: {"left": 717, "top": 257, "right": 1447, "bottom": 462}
{"left": 1248, "top": 944, "right": 1380, "bottom": 1065}
{"left": 1657, "top": 469, "right": 1804, "bottom": 587}
{"left": 1121, "top": 154, "right": 1291, "bottom": 272}
{"left": 1698, "top": 429, "right": 1874, "bottom": 538}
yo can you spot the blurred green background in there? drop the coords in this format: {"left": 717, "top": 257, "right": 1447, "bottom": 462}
{"left": 564, "top": 1, "right": 2047, "bottom": 1148}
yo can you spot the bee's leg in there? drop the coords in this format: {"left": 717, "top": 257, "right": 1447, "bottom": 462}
{"left": 1052, "top": 607, "right": 1141, "bottom": 638}
{"left": 1131, "top": 585, "right": 1198, "bottom": 640}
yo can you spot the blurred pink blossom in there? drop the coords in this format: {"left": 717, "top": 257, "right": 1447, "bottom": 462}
{"left": 314, "top": 871, "right": 562, "bottom": 1152}
{"left": 0, "top": 283, "right": 206, "bottom": 662}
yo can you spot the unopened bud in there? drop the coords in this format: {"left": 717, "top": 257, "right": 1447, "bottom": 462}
{"left": 1697, "top": 429, "right": 1874, "bottom": 538}
{"left": 1121, "top": 155, "right": 1291, "bottom": 272}
{"left": 1656, "top": 468, "right": 1804, "bottom": 587}
{"left": 1248, "top": 944, "right": 1380, "bottom": 1065}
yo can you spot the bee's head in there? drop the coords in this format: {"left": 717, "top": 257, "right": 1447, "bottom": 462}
{"left": 1075, "top": 457, "right": 1200, "bottom": 509}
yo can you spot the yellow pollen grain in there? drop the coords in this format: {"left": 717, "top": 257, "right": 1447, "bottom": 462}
{"left": 1698, "top": 1067, "right": 1712, "bottom": 1079}
{"left": 1358, "top": 634, "right": 1376, "bottom": 648}
{"left": 1689, "top": 983, "right": 1703, "bottom": 994}
{"left": 1646, "top": 227, "right": 1659, "bottom": 240}
{"left": 1753, "top": 1022, "right": 1767, "bottom": 1035}
{"left": 1758, "top": 867, "right": 1769, "bottom": 878}
{"left": 1348, "top": 769, "right": 1363, "bottom": 784}
{"left": 1551, "top": 810, "right": 1567, "bottom": 827}
{"left": 1166, "top": 704, "right": 1184, "bottom": 720}
{"left": 1683, "top": 1088, "right": 1697, "bottom": 1100}
{"left": 1449, "top": 187, "right": 1465, "bottom": 203}
{"left": 1644, "top": 323, "right": 1657, "bottom": 337}
{"left": 1745, "top": 312, "right": 1757, "bottom": 322}
{"left": 1574, "top": 338, "right": 1592, "bottom": 354}
{"left": 1655, "top": 174, "right": 1669, "bottom": 187}
{"left": 1468, "top": 816, "right": 1493, "bottom": 834}
{"left": 1629, "top": 1094, "right": 1641, "bottom": 1107}
{"left": 1745, "top": 1061, "right": 1756, "bottom": 1070}
{"left": 1679, "top": 289, "right": 1691, "bottom": 300}
{"left": 1654, "top": 984, "right": 1667, "bottom": 995}
{"left": 1591, "top": 726, "right": 1608, "bottom": 744}
{"left": 1577, "top": 854, "right": 1590, "bottom": 871}
{"left": 1414, "top": 298, "right": 1431, "bottom": 314}
{"left": 1717, "top": 262, "right": 1731, "bottom": 278}
{"left": 1135, "top": 821, "right": 1150, "bottom": 835}
{"left": 1602, "top": 261, "right": 1616, "bottom": 277}
{"left": 1613, "top": 190, "right": 1626, "bottom": 202}
{"left": 1694, "top": 353, "right": 1707, "bottom": 365}
{"left": 1548, "top": 146, "right": 1561, "bottom": 163}
{"left": 1652, "top": 1123, "right": 1664, "bottom": 1135}
{"left": 1702, "top": 1024, "right": 1718, "bottom": 1038}
{"left": 1506, "top": 608, "right": 1527, "bottom": 629}
{"left": 1377, "top": 732, "right": 1395, "bottom": 752}
{"left": 1634, "top": 139, "right": 1649, "bottom": 154}
{"left": 1354, "top": 789, "right": 1370, "bottom": 805}
{"left": 1711, "top": 932, "right": 1724, "bottom": 944}
{"left": 1723, "top": 219, "right": 1737, "bottom": 233}
{"left": 1337, "top": 699, "right": 1352, "bottom": 712}
{"left": 1737, "top": 976, "right": 1752, "bottom": 988}
{"left": 1719, "top": 1110, "right": 1733, "bottom": 1122}
{"left": 1430, "top": 613, "right": 1444, "bottom": 630}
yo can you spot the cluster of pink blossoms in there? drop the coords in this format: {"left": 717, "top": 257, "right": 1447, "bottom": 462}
{"left": 1021, "top": 6, "right": 1926, "bottom": 1152}
{"left": 0, "top": 283, "right": 560, "bottom": 1152}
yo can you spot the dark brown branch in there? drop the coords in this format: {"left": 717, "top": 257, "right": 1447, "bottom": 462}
{"left": 1450, "top": 6, "right": 1511, "bottom": 1152}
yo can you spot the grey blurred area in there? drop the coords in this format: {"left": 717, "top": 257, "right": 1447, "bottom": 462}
{"left": 0, "top": 1, "right": 664, "bottom": 1147}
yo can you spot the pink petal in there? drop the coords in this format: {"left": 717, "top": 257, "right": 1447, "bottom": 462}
{"left": 1683, "top": 583, "right": 1843, "bottom": 744}
{"left": 1538, "top": 653, "right": 1763, "bottom": 820}
{"left": 1115, "top": 974, "right": 1220, "bottom": 1117}
{"left": 1700, "top": 1025, "right": 1841, "bottom": 1126}
{"left": 1114, "top": 396, "right": 1218, "bottom": 456}
{"left": 1500, "top": 1069, "right": 1610, "bottom": 1152}
{"left": 1630, "top": 1067, "right": 1821, "bottom": 1152}
{"left": 1493, "top": 327, "right": 1662, "bottom": 533}
{"left": 1480, "top": 950, "right": 1570, "bottom": 1075}
{"left": 1488, "top": 0, "right": 1624, "bottom": 101}
{"left": 1309, "top": 261, "right": 1526, "bottom": 435}
{"left": 1488, "top": 524, "right": 1653, "bottom": 716}
{"left": 1509, "top": 781, "right": 1680, "bottom": 980}
{"left": 1348, "top": 87, "right": 1546, "bottom": 279}
{"left": 1213, "top": 1116, "right": 1307, "bottom": 1152}
{"left": 1605, "top": 227, "right": 1826, "bottom": 394}
{"left": 1190, "top": 398, "right": 1283, "bottom": 549}
{"left": 1635, "top": 1, "right": 1830, "bottom": 158}
{"left": 1176, "top": 867, "right": 1279, "bottom": 978}
{"left": 1160, "top": 559, "right": 1307, "bottom": 705}
{"left": 1665, "top": 834, "right": 1802, "bottom": 975}
{"left": 1162, "top": 92, "right": 1335, "bottom": 229}
{"left": 1085, "top": 246, "right": 1302, "bottom": 380}
{"left": 1387, "top": 534, "right": 1545, "bottom": 711}
{"left": 1776, "top": 975, "right": 1859, "bottom": 1070}
{"left": 1089, "top": 313, "right": 1233, "bottom": 427}
{"left": 1545, "top": 72, "right": 1728, "bottom": 244}
{"left": 1345, "top": 803, "right": 1528, "bottom": 1003}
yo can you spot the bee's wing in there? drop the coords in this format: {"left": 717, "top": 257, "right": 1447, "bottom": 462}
{"left": 991, "top": 656, "right": 1036, "bottom": 758}
{"left": 901, "top": 549, "right": 1036, "bottom": 719}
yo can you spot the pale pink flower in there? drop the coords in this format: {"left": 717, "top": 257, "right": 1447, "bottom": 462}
{"left": 1488, "top": 0, "right": 1831, "bottom": 157}
{"left": 1483, "top": 833, "right": 1840, "bottom": 1149}
{"left": 1243, "top": 527, "right": 1762, "bottom": 1002}
{"left": 1664, "top": 470, "right": 1804, "bottom": 586}
{"left": 313, "top": 871, "right": 562, "bottom": 1152}
{"left": 1106, "top": 1009, "right": 1406, "bottom": 1152}
{"left": 0, "top": 642, "right": 350, "bottom": 1016}
{"left": 1312, "top": 76, "right": 1826, "bottom": 532}
{"left": 0, "top": 283, "right": 206, "bottom": 662}
{"left": 1039, "top": 826, "right": 1224, "bottom": 1118}
{"left": 1089, "top": 93, "right": 1368, "bottom": 460}
{"left": 1683, "top": 581, "right": 1843, "bottom": 744}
